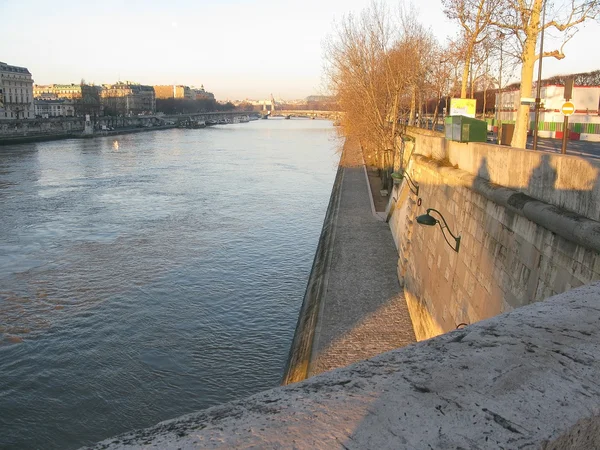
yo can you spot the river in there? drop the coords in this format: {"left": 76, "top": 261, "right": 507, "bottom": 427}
{"left": 0, "top": 118, "right": 340, "bottom": 449}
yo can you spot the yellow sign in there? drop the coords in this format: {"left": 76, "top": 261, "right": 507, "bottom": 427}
{"left": 561, "top": 102, "right": 575, "bottom": 116}
{"left": 450, "top": 98, "right": 476, "bottom": 118}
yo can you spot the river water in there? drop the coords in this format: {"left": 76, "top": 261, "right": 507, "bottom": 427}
{"left": 0, "top": 119, "right": 340, "bottom": 449}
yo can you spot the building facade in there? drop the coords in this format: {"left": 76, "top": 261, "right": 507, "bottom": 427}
{"left": 496, "top": 85, "right": 600, "bottom": 122}
{"left": 154, "top": 85, "right": 196, "bottom": 100}
{"left": 496, "top": 85, "right": 600, "bottom": 139}
{"left": 101, "top": 82, "right": 156, "bottom": 116}
{"left": 34, "top": 84, "right": 82, "bottom": 99}
{"left": 34, "top": 99, "right": 76, "bottom": 118}
{"left": 193, "top": 86, "right": 215, "bottom": 100}
{"left": 0, "top": 61, "right": 35, "bottom": 120}
{"left": 34, "top": 83, "right": 103, "bottom": 117}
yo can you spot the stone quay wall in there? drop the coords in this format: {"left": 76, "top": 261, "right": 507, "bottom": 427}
{"left": 389, "top": 127, "right": 600, "bottom": 340}
{"left": 0, "top": 112, "right": 257, "bottom": 143}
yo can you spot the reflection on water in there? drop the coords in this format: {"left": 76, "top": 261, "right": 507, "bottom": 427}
{"left": 0, "top": 119, "right": 340, "bottom": 449}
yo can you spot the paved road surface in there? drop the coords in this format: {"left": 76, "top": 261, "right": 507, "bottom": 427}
{"left": 526, "top": 136, "right": 600, "bottom": 159}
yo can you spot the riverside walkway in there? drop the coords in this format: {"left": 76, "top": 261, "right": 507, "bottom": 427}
{"left": 307, "top": 139, "right": 415, "bottom": 376}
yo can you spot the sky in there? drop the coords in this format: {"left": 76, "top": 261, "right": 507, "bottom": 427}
{"left": 1, "top": 0, "right": 599, "bottom": 101}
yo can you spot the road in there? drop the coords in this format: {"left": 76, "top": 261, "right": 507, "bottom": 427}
{"left": 525, "top": 136, "right": 600, "bottom": 160}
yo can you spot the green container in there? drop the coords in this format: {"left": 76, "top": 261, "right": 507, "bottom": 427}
{"left": 445, "top": 116, "right": 488, "bottom": 143}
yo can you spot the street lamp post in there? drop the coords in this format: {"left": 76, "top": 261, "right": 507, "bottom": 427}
{"left": 533, "top": 0, "right": 547, "bottom": 151}
{"left": 497, "top": 31, "right": 505, "bottom": 144}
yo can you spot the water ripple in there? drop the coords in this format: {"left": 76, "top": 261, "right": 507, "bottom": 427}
{"left": 0, "top": 120, "right": 340, "bottom": 449}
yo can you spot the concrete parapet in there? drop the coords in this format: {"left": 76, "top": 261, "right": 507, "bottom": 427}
{"left": 413, "top": 155, "right": 600, "bottom": 254}
{"left": 407, "top": 128, "right": 600, "bottom": 222}
{"left": 87, "top": 283, "right": 600, "bottom": 449}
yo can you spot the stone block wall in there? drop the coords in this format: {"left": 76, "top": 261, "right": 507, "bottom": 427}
{"left": 390, "top": 130, "right": 600, "bottom": 340}
{"left": 0, "top": 117, "right": 85, "bottom": 136}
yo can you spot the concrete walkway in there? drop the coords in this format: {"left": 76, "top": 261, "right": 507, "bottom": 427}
{"left": 308, "top": 140, "right": 415, "bottom": 376}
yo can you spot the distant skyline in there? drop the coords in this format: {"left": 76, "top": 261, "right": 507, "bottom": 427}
{"left": 1, "top": 0, "right": 599, "bottom": 100}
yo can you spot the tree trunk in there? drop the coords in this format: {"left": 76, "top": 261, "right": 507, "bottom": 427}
{"left": 409, "top": 87, "right": 416, "bottom": 125}
{"left": 460, "top": 45, "right": 473, "bottom": 99}
{"left": 483, "top": 81, "right": 487, "bottom": 117}
{"left": 418, "top": 92, "right": 423, "bottom": 128}
{"left": 432, "top": 94, "right": 440, "bottom": 129}
{"left": 511, "top": 1, "right": 541, "bottom": 149}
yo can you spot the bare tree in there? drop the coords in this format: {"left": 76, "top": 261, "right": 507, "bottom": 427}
{"left": 324, "top": 2, "right": 432, "bottom": 175}
{"left": 442, "top": 0, "right": 499, "bottom": 98}
{"left": 493, "top": 0, "right": 600, "bottom": 148}
{"left": 425, "top": 43, "right": 455, "bottom": 128}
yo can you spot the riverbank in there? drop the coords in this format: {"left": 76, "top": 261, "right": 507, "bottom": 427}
{"left": 0, "top": 124, "right": 178, "bottom": 146}
{"left": 0, "top": 111, "right": 258, "bottom": 147}
{"left": 282, "top": 138, "right": 415, "bottom": 384}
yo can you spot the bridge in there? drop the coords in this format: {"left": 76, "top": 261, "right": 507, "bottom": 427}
{"left": 271, "top": 110, "right": 341, "bottom": 120}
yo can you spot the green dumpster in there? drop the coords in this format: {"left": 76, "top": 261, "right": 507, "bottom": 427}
{"left": 445, "top": 116, "right": 487, "bottom": 143}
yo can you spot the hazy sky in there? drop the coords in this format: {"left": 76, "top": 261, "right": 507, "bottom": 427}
{"left": 1, "top": 0, "right": 598, "bottom": 100}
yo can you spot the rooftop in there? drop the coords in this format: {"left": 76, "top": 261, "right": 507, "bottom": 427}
{"left": 0, "top": 61, "right": 31, "bottom": 74}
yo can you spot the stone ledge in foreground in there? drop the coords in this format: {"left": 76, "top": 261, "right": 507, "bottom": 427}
{"left": 85, "top": 282, "right": 600, "bottom": 449}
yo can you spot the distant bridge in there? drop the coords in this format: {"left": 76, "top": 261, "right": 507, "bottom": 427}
{"left": 160, "top": 111, "right": 260, "bottom": 123}
{"left": 272, "top": 110, "right": 342, "bottom": 120}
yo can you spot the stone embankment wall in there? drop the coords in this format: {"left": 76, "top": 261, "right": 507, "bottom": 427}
{"left": 390, "top": 127, "right": 600, "bottom": 340}
{"left": 0, "top": 116, "right": 86, "bottom": 136}
{"left": 0, "top": 112, "right": 252, "bottom": 142}
{"left": 0, "top": 116, "right": 163, "bottom": 139}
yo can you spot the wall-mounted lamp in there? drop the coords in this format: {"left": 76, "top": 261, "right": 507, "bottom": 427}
{"left": 416, "top": 208, "right": 461, "bottom": 253}
{"left": 391, "top": 170, "right": 419, "bottom": 196}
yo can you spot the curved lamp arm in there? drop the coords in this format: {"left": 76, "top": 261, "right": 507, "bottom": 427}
{"left": 404, "top": 172, "right": 419, "bottom": 196}
{"left": 427, "top": 208, "right": 461, "bottom": 253}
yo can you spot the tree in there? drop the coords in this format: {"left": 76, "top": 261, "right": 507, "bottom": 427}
{"left": 324, "top": 2, "right": 398, "bottom": 169}
{"left": 493, "top": 0, "right": 600, "bottom": 148}
{"left": 442, "top": 0, "right": 499, "bottom": 98}
{"left": 324, "top": 2, "right": 435, "bottom": 178}
{"left": 423, "top": 43, "right": 455, "bottom": 128}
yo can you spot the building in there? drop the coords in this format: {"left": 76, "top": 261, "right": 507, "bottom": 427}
{"left": 101, "top": 82, "right": 156, "bottom": 116}
{"left": 0, "top": 61, "right": 35, "bottom": 120}
{"left": 192, "top": 85, "right": 214, "bottom": 100}
{"left": 77, "top": 84, "right": 103, "bottom": 117}
{"left": 34, "top": 98, "right": 76, "bottom": 118}
{"left": 153, "top": 85, "right": 214, "bottom": 101}
{"left": 34, "top": 84, "right": 82, "bottom": 99}
{"left": 496, "top": 85, "right": 600, "bottom": 139}
{"left": 154, "top": 85, "right": 196, "bottom": 100}
{"left": 33, "top": 83, "right": 104, "bottom": 117}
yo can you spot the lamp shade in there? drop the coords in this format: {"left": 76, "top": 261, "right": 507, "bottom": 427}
{"left": 416, "top": 213, "right": 437, "bottom": 226}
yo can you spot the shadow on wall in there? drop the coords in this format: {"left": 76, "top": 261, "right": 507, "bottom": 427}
{"left": 395, "top": 142, "right": 600, "bottom": 341}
